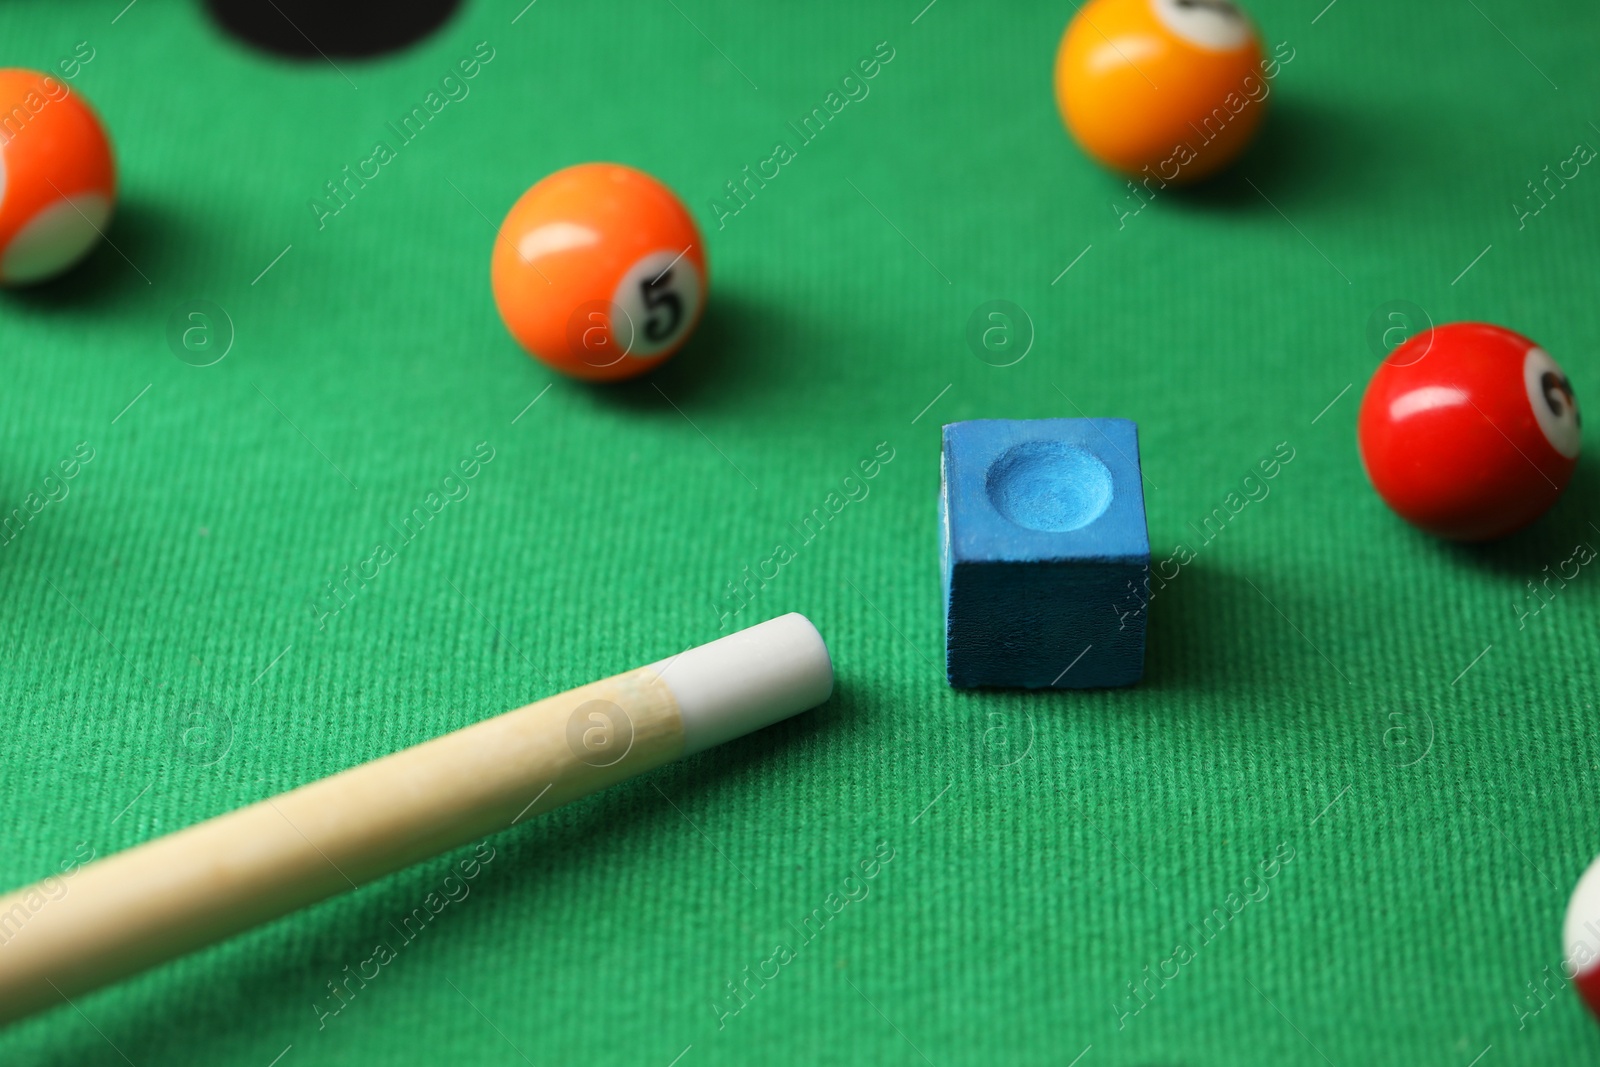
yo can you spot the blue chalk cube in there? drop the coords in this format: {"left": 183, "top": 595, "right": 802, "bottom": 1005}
{"left": 940, "top": 418, "right": 1150, "bottom": 689}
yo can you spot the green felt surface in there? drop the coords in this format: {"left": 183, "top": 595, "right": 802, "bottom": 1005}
{"left": 1, "top": 0, "right": 1598, "bottom": 1063}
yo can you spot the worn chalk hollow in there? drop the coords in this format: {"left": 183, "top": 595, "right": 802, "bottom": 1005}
{"left": 0, "top": 613, "right": 832, "bottom": 1025}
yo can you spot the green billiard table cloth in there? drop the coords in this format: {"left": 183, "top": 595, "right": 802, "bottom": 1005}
{"left": 1, "top": 0, "right": 1598, "bottom": 1063}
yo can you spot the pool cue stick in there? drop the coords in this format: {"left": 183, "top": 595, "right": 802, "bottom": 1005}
{"left": 0, "top": 613, "right": 832, "bottom": 1026}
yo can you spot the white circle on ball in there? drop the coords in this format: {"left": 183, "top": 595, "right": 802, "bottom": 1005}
{"left": 609, "top": 249, "right": 703, "bottom": 359}
{"left": 2, "top": 192, "right": 111, "bottom": 285}
{"left": 1151, "top": 0, "right": 1253, "bottom": 51}
{"left": 1523, "top": 345, "right": 1581, "bottom": 460}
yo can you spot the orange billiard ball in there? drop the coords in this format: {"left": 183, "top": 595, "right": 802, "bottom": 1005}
{"left": 0, "top": 69, "right": 116, "bottom": 285}
{"left": 1055, "top": 0, "right": 1267, "bottom": 184}
{"left": 492, "top": 163, "right": 707, "bottom": 382}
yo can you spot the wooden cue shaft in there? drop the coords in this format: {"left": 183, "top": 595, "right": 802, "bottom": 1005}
{"left": 0, "top": 667, "right": 683, "bottom": 1025}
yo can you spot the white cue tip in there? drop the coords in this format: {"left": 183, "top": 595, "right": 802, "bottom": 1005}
{"left": 651, "top": 613, "right": 834, "bottom": 754}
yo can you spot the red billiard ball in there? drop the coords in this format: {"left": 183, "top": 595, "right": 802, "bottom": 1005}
{"left": 0, "top": 69, "right": 116, "bottom": 285}
{"left": 1567, "top": 850, "right": 1600, "bottom": 1021}
{"left": 491, "top": 163, "right": 707, "bottom": 382}
{"left": 1358, "top": 322, "right": 1581, "bottom": 541}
